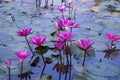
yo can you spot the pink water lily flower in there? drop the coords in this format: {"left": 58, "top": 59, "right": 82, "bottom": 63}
{"left": 54, "top": 41, "right": 65, "bottom": 51}
{"left": 77, "top": 39, "right": 94, "bottom": 67}
{"left": 69, "top": 21, "right": 79, "bottom": 28}
{"left": 17, "top": 28, "right": 33, "bottom": 36}
{"left": 55, "top": 19, "right": 70, "bottom": 29}
{"left": 16, "top": 51, "right": 30, "bottom": 62}
{"left": 58, "top": 6, "right": 67, "bottom": 12}
{"left": 77, "top": 39, "right": 94, "bottom": 51}
{"left": 6, "top": 59, "right": 12, "bottom": 68}
{"left": 30, "top": 35, "right": 47, "bottom": 47}
{"left": 106, "top": 33, "right": 120, "bottom": 42}
{"left": 57, "top": 31, "right": 74, "bottom": 42}
{"left": 55, "top": 19, "right": 79, "bottom": 29}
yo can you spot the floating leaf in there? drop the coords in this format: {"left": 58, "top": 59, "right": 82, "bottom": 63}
{"left": 45, "top": 57, "right": 52, "bottom": 64}
{"left": 86, "top": 61, "right": 120, "bottom": 77}
{"left": 31, "top": 56, "right": 40, "bottom": 67}
{"left": 41, "top": 75, "right": 52, "bottom": 80}
{"left": 21, "top": 11, "right": 27, "bottom": 14}
{"left": 50, "top": 31, "right": 57, "bottom": 36}
{"left": 51, "top": 54, "right": 60, "bottom": 58}
{"left": 72, "top": 72, "right": 92, "bottom": 80}
{"left": 35, "top": 46, "right": 49, "bottom": 55}
{"left": 49, "top": 47, "right": 57, "bottom": 52}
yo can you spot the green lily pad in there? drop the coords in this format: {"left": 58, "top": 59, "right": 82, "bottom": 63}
{"left": 35, "top": 45, "right": 49, "bottom": 55}
{"left": 45, "top": 57, "right": 52, "bottom": 64}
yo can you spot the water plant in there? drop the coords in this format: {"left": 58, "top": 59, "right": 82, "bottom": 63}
{"left": 104, "top": 32, "right": 120, "bottom": 58}
{"left": 17, "top": 28, "right": 34, "bottom": 60}
{"left": 16, "top": 51, "right": 30, "bottom": 80}
{"left": 30, "top": 34, "right": 47, "bottom": 64}
{"left": 6, "top": 59, "right": 12, "bottom": 80}
{"left": 77, "top": 39, "right": 94, "bottom": 67}
{"left": 58, "top": 6, "right": 67, "bottom": 18}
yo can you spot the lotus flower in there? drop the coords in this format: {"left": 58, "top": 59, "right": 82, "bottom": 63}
{"left": 17, "top": 28, "right": 33, "bottom": 37}
{"left": 58, "top": 6, "right": 66, "bottom": 12}
{"left": 55, "top": 20, "right": 63, "bottom": 30}
{"left": 6, "top": 59, "right": 11, "bottom": 68}
{"left": 69, "top": 21, "right": 79, "bottom": 28}
{"left": 54, "top": 41, "right": 65, "bottom": 51}
{"left": 57, "top": 31, "right": 74, "bottom": 42}
{"left": 55, "top": 19, "right": 69, "bottom": 29}
{"left": 30, "top": 35, "right": 47, "bottom": 47}
{"left": 55, "top": 19, "right": 79, "bottom": 29}
{"left": 77, "top": 39, "right": 94, "bottom": 67}
{"left": 77, "top": 39, "right": 94, "bottom": 51}
{"left": 16, "top": 51, "right": 30, "bottom": 62}
{"left": 106, "top": 33, "right": 120, "bottom": 42}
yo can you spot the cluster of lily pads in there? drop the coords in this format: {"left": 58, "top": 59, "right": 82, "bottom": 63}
{"left": 3, "top": 0, "right": 120, "bottom": 80}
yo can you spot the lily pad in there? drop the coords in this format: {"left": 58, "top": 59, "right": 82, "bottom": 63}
{"left": 86, "top": 61, "right": 120, "bottom": 77}
{"left": 72, "top": 72, "right": 92, "bottom": 80}
{"left": 93, "top": 42, "right": 108, "bottom": 51}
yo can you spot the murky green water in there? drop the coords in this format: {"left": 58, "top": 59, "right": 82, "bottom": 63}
{"left": 0, "top": 0, "right": 120, "bottom": 80}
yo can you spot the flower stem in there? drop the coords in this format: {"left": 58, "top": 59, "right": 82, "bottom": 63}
{"left": 65, "top": 73, "right": 67, "bottom": 80}
{"left": 59, "top": 50, "right": 62, "bottom": 65}
{"left": 62, "top": 12, "right": 64, "bottom": 19}
{"left": 59, "top": 71, "right": 61, "bottom": 80}
{"left": 20, "top": 61, "right": 23, "bottom": 80}
{"left": 8, "top": 67, "right": 11, "bottom": 80}
{"left": 110, "top": 41, "right": 113, "bottom": 49}
{"left": 74, "top": 10, "right": 76, "bottom": 20}
{"left": 65, "top": 43, "right": 69, "bottom": 65}
{"left": 41, "top": 54, "right": 45, "bottom": 64}
{"left": 68, "top": 5, "right": 71, "bottom": 19}
{"left": 51, "top": 0, "right": 53, "bottom": 6}
{"left": 40, "top": 63, "right": 46, "bottom": 78}
{"left": 25, "top": 36, "right": 35, "bottom": 60}
{"left": 82, "top": 51, "right": 87, "bottom": 67}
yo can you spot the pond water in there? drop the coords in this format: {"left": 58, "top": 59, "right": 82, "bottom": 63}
{"left": 0, "top": 0, "right": 120, "bottom": 80}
